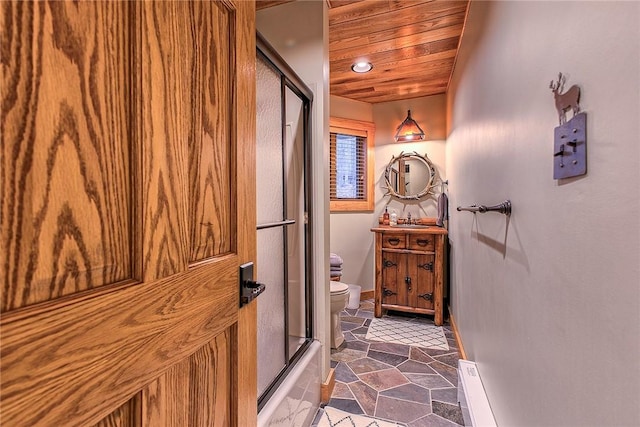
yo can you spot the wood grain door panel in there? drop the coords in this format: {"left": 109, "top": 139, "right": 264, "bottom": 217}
{"left": 142, "top": 330, "right": 232, "bottom": 426}
{"left": 189, "top": 1, "right": 235, "bottom": 263}
{"left": 1, "top": 0, "right": 257, "bottom": 425}
{"left": 1, "top": 259, "right": 238, "bottom": 426}
{"left": 1, "top": 1, "right": 133, "bottom": 311}
{"left": 93, "top": 395, "right": 141, "bottom": 427}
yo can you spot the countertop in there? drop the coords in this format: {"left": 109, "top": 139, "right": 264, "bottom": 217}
{"left": 370, "top": 225, "right": 448, "bottom": 235}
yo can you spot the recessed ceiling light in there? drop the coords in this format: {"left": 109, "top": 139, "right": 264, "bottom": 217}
{"left": 351, "top": 61, "right": 373, "bottom": 73}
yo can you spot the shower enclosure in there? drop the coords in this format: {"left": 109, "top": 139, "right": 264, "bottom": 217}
{"left": 255, "top": 35, "right": 314, "bottom": 413}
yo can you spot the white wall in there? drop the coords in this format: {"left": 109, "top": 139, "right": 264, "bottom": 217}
{"left": 447, "top": 2, "right": 640, "bottom": 426}
{"left": 328, "top": 96, "right": 375, "bottom": 290}
{"left": 329, "top": 95, "right": 447, "bottom": 291}
{"left": 257, "top": 0, "right": 331, "bottom": 383}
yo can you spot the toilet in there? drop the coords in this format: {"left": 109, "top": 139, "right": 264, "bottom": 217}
{"left": 330, "top": 281, "right": 350, "bottom": 349}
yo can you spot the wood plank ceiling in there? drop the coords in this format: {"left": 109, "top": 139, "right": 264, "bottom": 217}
{"left": 257, "top": 0, "right": 469, "bottom": 104}
{"left": 329, "top": 0, "right": 469, "bottom": 104}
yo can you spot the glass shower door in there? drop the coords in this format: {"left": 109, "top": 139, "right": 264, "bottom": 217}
{"left": 256, "top": 54, "right": 286, "bottom": 399}
{"left": 256, "top": 45, "right": 313, "bottom": 408}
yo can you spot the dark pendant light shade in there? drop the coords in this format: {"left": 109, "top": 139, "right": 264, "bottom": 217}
{"left": 394, "top": 110, "right": 425, "bottom": 142}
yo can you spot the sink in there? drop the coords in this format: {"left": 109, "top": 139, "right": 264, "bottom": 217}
{"left": 393, "top": 224, "right": 430, "bottom": 229}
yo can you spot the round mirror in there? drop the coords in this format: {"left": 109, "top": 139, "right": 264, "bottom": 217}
{"left": 384, "top": 151, "right": 437, "bottom": 200}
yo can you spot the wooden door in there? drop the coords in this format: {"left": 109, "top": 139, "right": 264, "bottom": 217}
{"left": 1, "top": 1, "right": 257, "bottom": 426}
{"left": 381, "top": 252, "right": 405, "bottom": 306}
{"left": 408, "top": 253, "right": 435, "bottom": 311}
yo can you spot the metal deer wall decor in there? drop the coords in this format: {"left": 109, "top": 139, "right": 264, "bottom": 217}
{"left": 550, "top": 72, "right": 587, "bottom": 179}
{"left": 549, "top": 72, "right": 581, "bottom": 125}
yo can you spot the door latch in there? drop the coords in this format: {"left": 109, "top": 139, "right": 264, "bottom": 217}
{"left": 240, "top": 262, "right": 266, "bottom": 307}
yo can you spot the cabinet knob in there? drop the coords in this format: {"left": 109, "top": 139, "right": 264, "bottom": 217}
{"left": 387, "top": 237, "right": 401, "bottom": 245}
{"left": 417, "top": 239, "right": 430, "bottom": 246}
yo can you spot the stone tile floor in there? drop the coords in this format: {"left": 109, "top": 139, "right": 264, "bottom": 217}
{"left": 312, "top": 299, "right": 464, "bottom": 427}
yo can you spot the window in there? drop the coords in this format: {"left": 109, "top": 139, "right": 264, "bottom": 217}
{"left": 330, "top": 117, "right": 375, "bottom": 212}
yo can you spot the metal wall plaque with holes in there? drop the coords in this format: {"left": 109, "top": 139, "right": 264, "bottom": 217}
{"left": 554, "top": 112, "right": 587, "bottom": 179}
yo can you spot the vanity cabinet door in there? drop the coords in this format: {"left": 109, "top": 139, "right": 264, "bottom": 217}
{"left": 381, "top": 252, "right": 405, "bottom": 306}
{"left": 408, "top": 253, "right": 435, "bottom": 310}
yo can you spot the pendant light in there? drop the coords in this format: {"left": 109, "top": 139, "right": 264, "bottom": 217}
{"left": 394, "top": 110, "right": 425, "bottom": 142}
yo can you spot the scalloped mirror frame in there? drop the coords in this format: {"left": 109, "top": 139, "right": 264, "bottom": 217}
{"left": 384, "top": 151, "right": 438, "bottom": 200}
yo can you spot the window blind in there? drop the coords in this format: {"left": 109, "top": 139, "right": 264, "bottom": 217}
{"left": 330, "top": 132, "right": 367, "bottom": 200}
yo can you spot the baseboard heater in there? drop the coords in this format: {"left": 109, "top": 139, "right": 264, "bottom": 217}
{"left": 457, "top": 360, "right": 497, "bottom": 426}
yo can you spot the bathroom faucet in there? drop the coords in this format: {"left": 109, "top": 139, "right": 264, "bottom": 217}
{"left": 407, "top": 212, "right": 412, "bottom": 224}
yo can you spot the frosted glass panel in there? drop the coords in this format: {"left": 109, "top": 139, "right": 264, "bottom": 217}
{"left": 285, "top": 88, "right": 307, "bottom": 356}
{"left": 256, "top": 56, "right": 287, "bottom": 397}
{"left": 255, "top": 47, "right": 312, "bottom": 406}
{"left": 257, "top": 227, "right": 286, "bottom": 397}
{"left": 256, "top": 57, "right": 284, "bottom": 225}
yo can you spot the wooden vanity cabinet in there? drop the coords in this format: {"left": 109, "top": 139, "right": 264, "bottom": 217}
{"left": 371, "top": 226, "right": 447, "bottom": 325}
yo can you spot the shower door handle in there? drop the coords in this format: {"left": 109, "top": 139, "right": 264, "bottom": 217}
{"left": 240, "top": 262, "right": 266, "bottom": 307}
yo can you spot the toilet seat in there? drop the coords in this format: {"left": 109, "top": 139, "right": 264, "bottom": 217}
{"left": 330, "top": 281, "right": 349, "bottom": 296}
